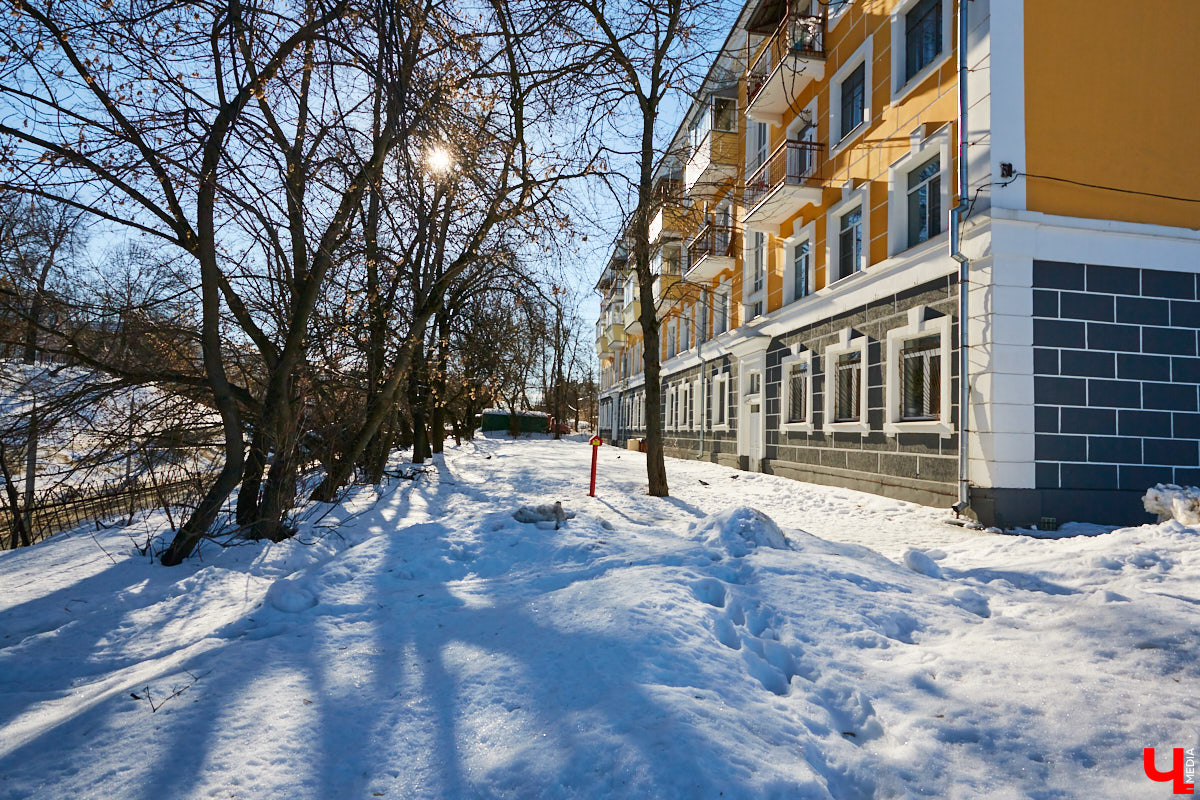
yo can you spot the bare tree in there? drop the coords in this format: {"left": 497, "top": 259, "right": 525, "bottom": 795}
{"left": 556, "top": 0, "right": 729, "bottom": 496}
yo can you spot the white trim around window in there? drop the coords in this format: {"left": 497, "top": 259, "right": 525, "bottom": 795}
{"left": 783, "top": 218, "right": 817, "bottom": 305}
{"left": 823, "top": 328, "right": 870, "bottom": 433}
{"left": 825, "top": 183, "right": 871, "bottom": 284}
{"left": 889, "top": 0, "right": 953, "bottom": 102}
{"left": 887, "top": 124, "right": 953, "bottom": 257}
{"left": 779, "top": 344, "right": 815, "bottom": 433}
{"left": 884, "top": 306, "right": 953, "bottom": 435}
{"left": 711, "top": 371, "right": 730, "bottom": 431}
{"left": 828, "top": 35, "right": 873, "bottom": 156}
{"left": 691, "top": 378, "right": 702, "bottom": 432}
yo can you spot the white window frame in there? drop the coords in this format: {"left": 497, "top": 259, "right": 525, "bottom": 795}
{"left": 783, "top": 218, "right": 817, "bottom": 305}
{"left": 884, "top": 307, "right": 953, "bottom": 435}
{"left": 711, "top": 372, "right": 730, "bottom": 431}
{"left": 890, "top": 0, "right": 953, "bottom": 102}
{"left": 825, "top": 184, "right": 870, "bottom": 284}
{"left": 887, "top": 125, "right": 953, "bottom": 257}
{"left": 823, "top": 328, "right": 870, "bottom": 433}
{"left": 743, "top": 230, "right": 767, "bottom": 320}
{"left": 691, "top": 378, "right": 702, "bottom": 431}
{"left": 665, "top": 384, "right": 676, "bottom": 431}
{"left": 828, "top": 36, "right": 873, "bottom": 156}
{"left": 680, "top": 381, "right": 691, "bottom": 431}
{"left": 779, "top": 344, "right": 815, "bottom": 433}
{"left": 712, "top": 281, "right": 731, "bottom": 336}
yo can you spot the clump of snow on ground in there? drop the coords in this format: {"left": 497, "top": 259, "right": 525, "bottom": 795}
{"left": 1144, "top": 482, "right": 1200, "bottom": 524}
{"left": 0, "top": 438, "right": 1197, "bottom": 799}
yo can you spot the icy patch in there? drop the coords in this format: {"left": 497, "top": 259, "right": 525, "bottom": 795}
{"left": 692, "top": 507, "right": 789, "bottom": 557}
{"left": 1143, "top": 483, "right": 1200, "bottom": 525}
{"left": 901, "top": 548, "right": 943, "bottom": 579}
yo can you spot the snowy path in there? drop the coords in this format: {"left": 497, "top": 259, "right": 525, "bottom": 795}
{"left": 0, "top": 436, "right": 1196, "bottom": 799}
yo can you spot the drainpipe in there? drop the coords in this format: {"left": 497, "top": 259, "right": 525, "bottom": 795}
{"left": 697, "top": 289, "right": 709, "bottom": 459}
{"left": 949, "top": 0, "right": 971, "bottom": 515}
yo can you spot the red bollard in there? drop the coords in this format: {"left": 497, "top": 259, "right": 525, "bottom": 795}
{"left": 589, "top": 435, "right": 602, "bottom": 496}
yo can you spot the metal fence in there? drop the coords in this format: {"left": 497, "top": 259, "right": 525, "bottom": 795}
{"left": 0, "top": 473, "right": 210, "bottom": 549}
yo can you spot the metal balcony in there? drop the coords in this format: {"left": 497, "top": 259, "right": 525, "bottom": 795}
{"left": 743, "top": 139, "right": 825, "bottom": 228}
{"left": 686, "top": 224, "right": 740, "bottom": 282}
{"left": 745, "top": 13, "right": 826, "bottom": 125}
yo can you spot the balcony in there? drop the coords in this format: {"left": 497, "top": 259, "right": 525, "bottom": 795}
{"left": 652, "top": 252, "right": 683, "bottom": 304}
{"left": 649, "top": 204, "right": 692, "bottom": 246}
{"left": 684, "top": 95, "right": 739, "bottom": 197}
{"left": 743, "top": 139, "right": 825, "bottom": 228}
{"left": 745, "top": 13, "right": 826, "bottom": 125}
{"left": 686, "top": 224, "right": 740, "bottom": 282}
{"left": 623, "top": 295, "right": 642, "bottom": 334}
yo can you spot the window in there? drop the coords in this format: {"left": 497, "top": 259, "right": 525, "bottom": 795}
{"left": 666, "top": 385, "right": 676, "bottom": 430}
{"left": 713, "top": 285, "right": 730, "bottom": 335}
{"left": 749, "top": 121, "right": 769, "bottom": 172}
{"left": 751, "top": 232, "right": 766, "bottom": 295}
{"left": 785, "top": 361, "right": 809, "bottom": 424}
{"left": 792, "top": 240, "right": 811, "bottom": 301}
{"left": 838, "top": 207, "right": 863, "bottom": 280}
{"left": 824, "top": 330, "right": 869, "bottom": 431}
{"left": 667, "top": 324, "right": 677, "bottom": 358}
{"left": 834, "top": 351, "right": 862, "bottom": 422}
{"left": 905, "top": 0, "right": 942, "bottom": 83}
{"left": 712, "top": 373, "right": 729, "bottom": 428}
{"left": 884, "top": 306, "right": 951, "bottom": 433}
{"left": 900, "top": 335, "right": 941, "bottom": 420}
{"left": 839, "top": 62, "right": 865, "bottom": 141}
{"left": 712, "top": 96, "right": 737, "bottom": 133}
{"left": 907, "top": 155, "right": 941, "bottom": 247}
{"left": 681, "top": 383, "right": 691, "bottom": 430}
{"left": 748, "top": 371, "right": 761, "bottom": 395}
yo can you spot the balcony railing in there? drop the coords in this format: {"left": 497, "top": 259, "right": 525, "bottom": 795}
{"left": 745, "top": 139, "right": 825, "bottom": 212}
{"left": 686, "top": 224, "right": 740, "bottom": 274}
{"left": 747, "top": 13, "right": 826, "bottom": 103}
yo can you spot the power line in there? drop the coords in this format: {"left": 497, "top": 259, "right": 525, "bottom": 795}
{"left": 1016, "top": 171, "right": 1200, "bottom": 205}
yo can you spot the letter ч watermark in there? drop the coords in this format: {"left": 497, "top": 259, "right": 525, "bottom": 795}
{"left": 1144, "top": 747, "right": 1196, "bottom": 795}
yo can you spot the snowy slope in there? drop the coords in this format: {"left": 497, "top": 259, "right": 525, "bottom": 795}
{"left": 0, "top": 437, "right": 1196, "bottom": 799}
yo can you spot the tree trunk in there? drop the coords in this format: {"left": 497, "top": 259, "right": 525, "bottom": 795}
{"left": 236, "top": 427, "right": 268, "bottom": 526}
{"left": 0, "top": 443, "right": 32, "bottom": 549}
{"left": 23, "top": 401, "right": 37, "bottom": 535}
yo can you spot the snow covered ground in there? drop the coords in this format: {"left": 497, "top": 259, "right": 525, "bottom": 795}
{"left": 0, "top": 436, "right": 1197, "bottom": 799}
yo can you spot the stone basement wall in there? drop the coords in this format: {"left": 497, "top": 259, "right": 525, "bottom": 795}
{"left": 661, "top": 356, "right": 739, "bottom": 469}
{"left": 762, "top": 274, "right": 960, "bottom": 508}
{"left": 1028, "top": 259, "right": 1200, "bottom": 525}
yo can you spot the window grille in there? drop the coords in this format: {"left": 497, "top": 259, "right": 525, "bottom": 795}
{"left": 787, "top": 362, "right": 808, "bottom": 423}
{"left": 901, "top": 335, "right": 941, "bottom": 420}
{"left": 835, "top": 351, "right": 861, "bottom": 422}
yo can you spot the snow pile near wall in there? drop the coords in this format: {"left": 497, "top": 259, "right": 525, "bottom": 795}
{"left": 691, "top": 506, "right": 790, "bottom": 556}
{"left": 1143, "top": 482, "right": 1200, "bottom": 524}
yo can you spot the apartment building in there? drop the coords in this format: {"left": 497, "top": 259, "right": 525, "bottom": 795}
{"left": 595, "top": 0, "right": 1200, "bottom": 527}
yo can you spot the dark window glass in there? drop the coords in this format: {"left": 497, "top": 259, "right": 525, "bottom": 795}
{"left": 907, "top": 155, "right": 942, "bottom": 247}
{"left": 793, "top": 240, "right": 810, "bottom": 300}
{"left": 838, "top": 207, "right": 863, "bottom": 279}
{"left": 905, "top": 0, "right": 942, "bottom": 82}
{"left": 788, "top": 363, "right": 808, "bottom": 423}
{"left": 835, "top": 351, "right": 861, "bottom": 421}
{"left": 840, "top": 62, "right": 866, "bottom": 140}
{"left": 901, "top": 334, "right": 941, "bottom": 420}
